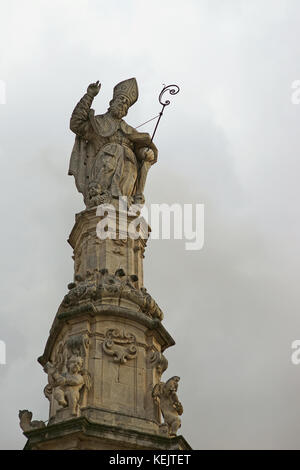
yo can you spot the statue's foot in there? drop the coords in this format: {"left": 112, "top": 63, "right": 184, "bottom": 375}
{"left": 133, "top": 193, "right": 145, "bottom": 205}
{"left": 58, "top": 399, "right": 67, "bottom": 407}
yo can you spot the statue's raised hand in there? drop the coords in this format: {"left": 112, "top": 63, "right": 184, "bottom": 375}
{"left": 87, "top": 81, "right": 101, "bottom": 98}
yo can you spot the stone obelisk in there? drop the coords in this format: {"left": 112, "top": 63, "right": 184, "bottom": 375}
{"left": 19, "top": 78, "right": 191, "bottom": 450}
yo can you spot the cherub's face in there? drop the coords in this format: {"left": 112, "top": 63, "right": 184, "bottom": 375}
{"left": 165, "top": 377, "right": 179, "bottom": 393}
{"left": 89, "top": 185, "right": 98, "bottom": 197}
{"left": 71, "top": 363, "right": 79, "bottom": 373}
{"left": 69, "top": 359, "right": 82, "bottom": 374}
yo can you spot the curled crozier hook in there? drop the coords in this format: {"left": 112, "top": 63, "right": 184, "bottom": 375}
{"left": 159, "top": 84, "right": 180, "bottom": 107}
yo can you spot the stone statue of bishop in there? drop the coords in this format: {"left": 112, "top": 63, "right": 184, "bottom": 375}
{"left": 69, "top": 78, "right": 158, "bottom": 207}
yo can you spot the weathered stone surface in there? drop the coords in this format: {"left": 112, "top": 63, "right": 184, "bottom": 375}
{"left": 38, "top": 307, "right": 175, "bottom": 437}
{"left": 60, "top": 269, "right": 163, "bottom": 321}
{"left": 153, "top": 376, "right": 183, "bottom": 437}
{"left": 22, "top": 417, "right": 191, "bottom": 450}
{"left": 19, "top": 410, "right": 45, "bottom": 433}
{"left": 43, "top": 333, "right": 91, "bottom": 419}
{"left": 69, "top": 78, "right": 158, "bottom": 208}
{"left": 68, "top": 207, "right": 149, "bottom": 289}
{"left": 20, "top": 78, "right": 190, "bottom": 450}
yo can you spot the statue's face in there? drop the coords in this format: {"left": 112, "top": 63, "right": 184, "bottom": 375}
{"left": 109, "top": 95, "right": 130, "bottom": 118}
{"left": 69, "top": 358, "right": 82, "bottom": 374}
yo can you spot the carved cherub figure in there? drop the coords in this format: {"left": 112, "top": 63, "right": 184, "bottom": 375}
{"left": 52, "top": 356, "right": 85, "bottom": 416}
{"left": 45, "top": 355, "right": 90, "bottom": 417}
{"left": 51, "top": 356, "right": 86, "bottom": 416}
{"left": 152, "top": 376, "right": 183, "bottom": 437}
{"left": 44, "top": 334, "right": 91, "bottom": 418}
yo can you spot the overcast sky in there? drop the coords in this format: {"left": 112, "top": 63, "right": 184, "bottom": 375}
{"left": 1, "top": 0, "right": 300, "bottom": 450}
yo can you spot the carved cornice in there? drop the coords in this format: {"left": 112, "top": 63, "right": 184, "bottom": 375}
{"left": 23, "top": 416, "right": 192, "bottom": 450}
{"left": 38, "top": 304, "right": 175, "bottom": 367}
{"left": 61, "top": 269, "right": 163, "bottom": 321}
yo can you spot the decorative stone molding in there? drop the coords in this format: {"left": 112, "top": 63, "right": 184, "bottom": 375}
{"left": 23, "top": 417, "right": 192, "bottom": 450}
{"left": 61, "top": 268, "right": 163, "bottom": 320}
{"left": 152, "top": 376, "right": 183, "bottom": 437}
{"left": 149, "top": 350, "right": 168, "bottom": 377}
{"left": 38, "top": 305, "right": 175, "bottom": 370}
{"left": 103, "top": 328, "right": 137, "bottom": 364}
{"left": 62, "top": 273, "right": 97, "bottom": 307}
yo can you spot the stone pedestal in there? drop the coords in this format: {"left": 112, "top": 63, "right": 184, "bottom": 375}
{"left": 23, "top": 417, "right": 191, "bottom": 450}
{"left": 20, "top": 207, "right": 190, "bottom": 450}
{"left": 69, "top": 206, "right": 149, "bottom": 289}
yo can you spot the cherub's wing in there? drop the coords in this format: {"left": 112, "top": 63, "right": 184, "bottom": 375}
{"left": 82, "top": 369, "right": 92, "bottom": 391}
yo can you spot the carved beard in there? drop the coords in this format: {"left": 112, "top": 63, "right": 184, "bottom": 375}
{"left": 109, "top": 102, "right": 128, "bottom": 119}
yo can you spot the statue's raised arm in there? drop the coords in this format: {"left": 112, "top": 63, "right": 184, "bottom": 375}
{"left": 68, "top": 78, "right": 158, "bottom": 207}
{"left": 70, "top": 81, "right": 101, "bottom": 139}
